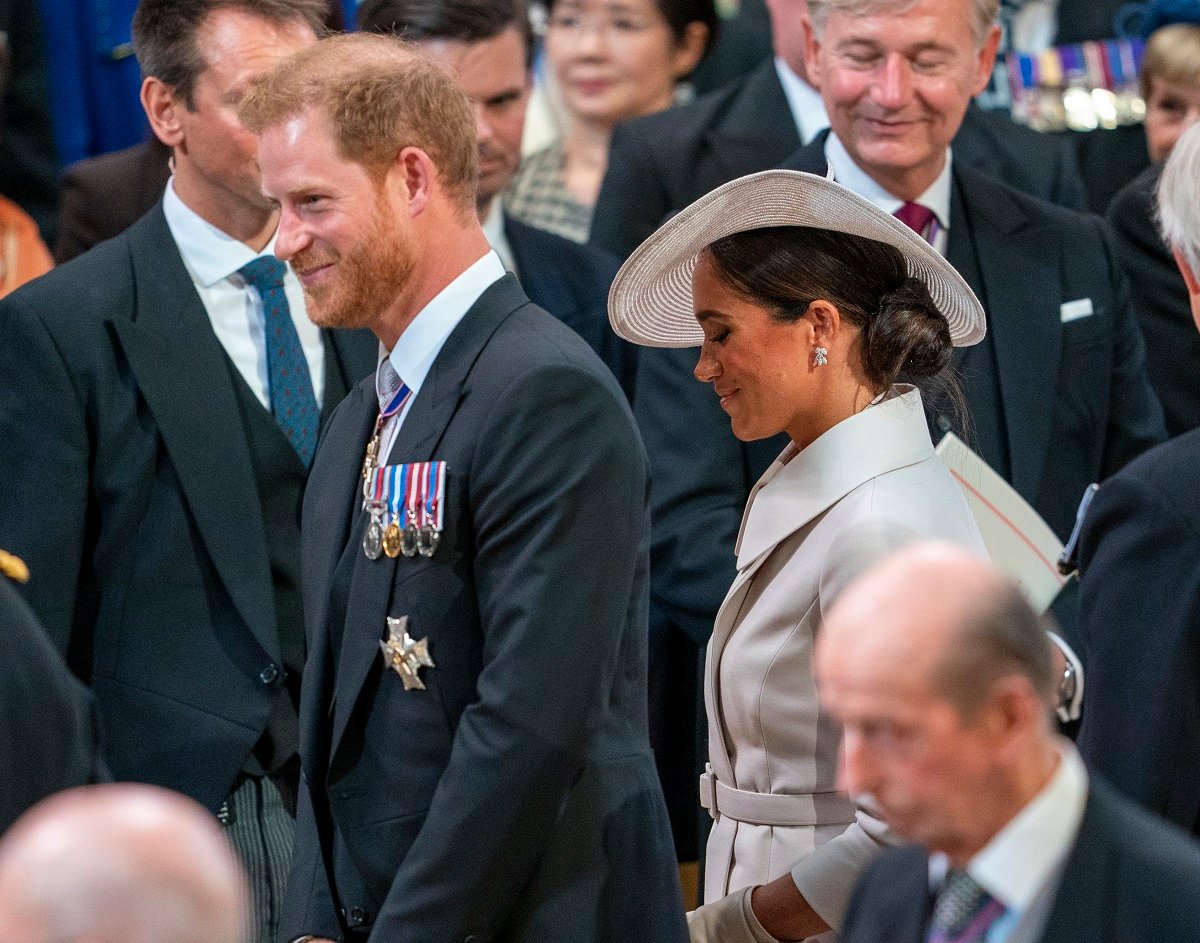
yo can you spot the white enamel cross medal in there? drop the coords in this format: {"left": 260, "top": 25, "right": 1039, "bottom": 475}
{"left": 380, "top": 615, "right": 435, "bottom": 691}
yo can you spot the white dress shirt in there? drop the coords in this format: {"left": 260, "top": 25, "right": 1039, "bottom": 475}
{"left": 162, "top": 179, "right": 325, "bottom": 409}
{"left": 823, "top": 132, "right": 953, "bottom": 256}
{"left": 928, "top": 740, "right": 1089, "bottom": 943}
{"left": 775, "top": 58, "right": 830, "bottom": 146}
{"left": 375, "top": 250, "right": 506, "bottom": 462}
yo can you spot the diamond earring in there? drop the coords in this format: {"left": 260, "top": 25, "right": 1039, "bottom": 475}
{"left": 814, "top": 346, "right": 828, "bottom": 367}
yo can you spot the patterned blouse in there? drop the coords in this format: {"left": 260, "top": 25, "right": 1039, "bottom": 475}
{"left": 504, "top": 139, "right": 593, "bottom": 244}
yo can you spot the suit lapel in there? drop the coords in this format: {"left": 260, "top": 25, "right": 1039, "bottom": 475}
{"left": 705, "top": 61, "right": 801, "bottom": 183}
{"left": 951, "top": 166, "right": 1062, "bottom": 499}
{"left": 299, "top": 381, "right": 377, "bottom": 777}
{"left": 328, "top": 275, "right": 530, "bottom": 760}
{"left": 779, "top": 133, "right": 829, "bottom": 175}
{"left": 951, "top": 104, "right": 1004, "bottom": 181}
{"left": 109, "top": 206, "right": 278, "bottom": 661}
{"left": 1037, "top": 786, "right": 1112, "bottom": 943}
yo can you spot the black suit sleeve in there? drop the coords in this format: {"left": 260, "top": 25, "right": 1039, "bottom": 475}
{"left": 634, "top": 346, "right": 758, "bottom": 646}
{"left": 0, "top": 577, "right": 107, "bottom": 833}
{"left": 371, "top": 363, "right": 649, "bottom": 939}
{"left": 1076, "top": 469, "right": 1200, "bottom": 832}
{"left": 590, "top": 121, "right": 674, "bottom": 261}
{"left": 0, "top": 292, "right": 91, "bottom": 655}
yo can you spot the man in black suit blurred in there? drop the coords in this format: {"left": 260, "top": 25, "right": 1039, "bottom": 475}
{"left": 1074, "top": 123, "right": 1200, "bottom": 839}
{"left": 819, "top": 544, "right": 1200, "bottom": 943}
{"left": 1107, "top": 162, "right": 1200, "bottom": 435}
{"left": 0, "top": 0, "right": 58, "bottom": 242}
{"left": 0, "top": 550, "right": 106, "bottom": 835}
{"left": 360, "top": 0, "right": 635, "bottom": 397}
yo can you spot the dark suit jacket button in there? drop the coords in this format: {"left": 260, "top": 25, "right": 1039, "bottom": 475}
{"left": 259, "top": 664, "right": 279, "bottom": 685}
{"left": 348, "top": 907, "right": 368, "bottom": 927}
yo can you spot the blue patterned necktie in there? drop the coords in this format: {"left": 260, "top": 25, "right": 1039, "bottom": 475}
{"left": 927, "top": 869, "right": 1005, "bottom": 943}
{"left": 238, "top": 256, "right": 319, "bottom": 467}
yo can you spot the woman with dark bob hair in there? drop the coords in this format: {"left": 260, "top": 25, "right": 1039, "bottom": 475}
{"left": 505, "top": 0, "right": 717, "bottom": 242}
{"left": 610, "top": 170, "right": 988, "bottom": 943}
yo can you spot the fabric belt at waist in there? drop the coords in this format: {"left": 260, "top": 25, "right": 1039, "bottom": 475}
{"left": 699, "top": 765, "right": 857, "bottom": 827}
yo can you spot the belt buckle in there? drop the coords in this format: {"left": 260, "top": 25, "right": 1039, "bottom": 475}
{"left": 699, "top": 764, "right": 717, "bottom": 819}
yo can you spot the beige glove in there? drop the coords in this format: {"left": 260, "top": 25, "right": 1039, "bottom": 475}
{"left": 687, "top": 885, "right": 780, "bottom": 943}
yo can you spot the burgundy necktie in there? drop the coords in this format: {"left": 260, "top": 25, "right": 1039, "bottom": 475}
{"left": 895, "top": 200, "right": 938, "bottom": 244}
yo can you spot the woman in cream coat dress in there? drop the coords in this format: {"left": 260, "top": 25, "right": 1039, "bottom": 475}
{"left": 609, "top": 170, "right": 990, "bottom": 943}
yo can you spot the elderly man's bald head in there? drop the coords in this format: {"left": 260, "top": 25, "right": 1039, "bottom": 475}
{"left": 815, "top": 543, "right": 1061, "bottom": 861}
{"left": 817, "top": 542, "right": 1056, "bottom": 716}
{"left": 0, "top": 785, "right": 248, "bottom": 943}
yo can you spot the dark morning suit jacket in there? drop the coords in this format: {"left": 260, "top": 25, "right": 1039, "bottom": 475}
{"left": 841, "top": 779, "right": 1200, "bottom": 943}
{"left": 504, "top": 214, "right": 636, "bottom": 399}
{"left": 1106, "top": 163, "right": 1200, "bottom": 435}
{"left": 590, "top": 57, "right": 1089, "bottom": 262}
{"left": 1076, "top": 428, "right": 1200, "bottom": 837}
{"left": 53, "top": 137, "right": 172, "bottom": 263}
{"left": 282, "top": 274, "right": 686, "bottom": 943}
{"left": 0, "top": 570, "right": 108, "bottom": 833}
{"left": 0, "top": 204, "right": 377, "bottom": 813}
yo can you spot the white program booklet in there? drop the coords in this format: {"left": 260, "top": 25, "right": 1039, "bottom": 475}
{"left": 935, "top": 433, "right": 1068, "bottom": 613}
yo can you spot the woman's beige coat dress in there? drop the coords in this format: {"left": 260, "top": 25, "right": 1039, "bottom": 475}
{"left": 700, "top": 387, "right": 987, "bottom": 933}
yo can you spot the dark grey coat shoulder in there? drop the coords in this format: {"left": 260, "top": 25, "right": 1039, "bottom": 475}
{"left": 841, "top": 780, "right": 1200, "bottom": 943}
{"left": 1076, "top": 427, "right": 1200, "bottom": 836}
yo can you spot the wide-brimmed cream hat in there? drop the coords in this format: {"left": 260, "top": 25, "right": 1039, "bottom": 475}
{"left": 608, "top": 169, "right": 986, "bottom": 348}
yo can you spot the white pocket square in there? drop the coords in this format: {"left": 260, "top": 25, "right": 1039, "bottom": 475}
{"left": 1060, "top": 298, "right": 1094, "bottom": 323}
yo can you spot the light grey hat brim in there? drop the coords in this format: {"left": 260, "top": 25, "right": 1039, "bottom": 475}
{"left": 607, "top": 169, "right": 986, "bottom": 349}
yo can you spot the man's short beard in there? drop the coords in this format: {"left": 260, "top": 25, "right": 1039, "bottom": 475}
{"left": 298, "top": 202, "right": 417, "bottom": 332}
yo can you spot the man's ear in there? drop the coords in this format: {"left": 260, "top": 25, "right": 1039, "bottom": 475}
{"left": 392, "top": 146, "right": 436, "bottom": 217}
{"left": 1174, "top": 247, "right": 1200, "bottom": 297}
{"left": 971, "top": 24, "right": 1002, "bottom": 96}
{"left": 142, "top": 76, "right": 185, "bottom": 148}
{"left": 801, "top": 15, "right": 822, "bottom": 89}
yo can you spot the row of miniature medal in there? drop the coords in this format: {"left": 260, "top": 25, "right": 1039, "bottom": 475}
{"left": 359, "top": 379, "right": 447, "bottom": 560}
{"left": 363, "top": 461, "right": 446, "bottom": 559}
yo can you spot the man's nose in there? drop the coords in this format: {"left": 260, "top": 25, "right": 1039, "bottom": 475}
{"left": 873, "top": 53, "right": 912, "bottom": 109}
{"left": 837, "top": 727, "right": 872, "bottom": 796}
{"left": 273, "top": 205, "right": 310, "bottom": 262}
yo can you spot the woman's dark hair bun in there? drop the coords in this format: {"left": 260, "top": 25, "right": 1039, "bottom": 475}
{"left": 862, "top": 276, "right": 953, "bottom": 384}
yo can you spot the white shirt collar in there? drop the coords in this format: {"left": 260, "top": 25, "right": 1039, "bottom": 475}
{"left": 162, "top": 178, "right": 281, "bottom": 287}
{"left": 774, "top": 58, "right": 830, "bottom": 145}
{"left": 823, "top": 132, "right": 953, "bottom": 230}
{"left": 381, "top": 249, "right": 506, "bottom": 403}
{"left": 480, "top": 199, "right": 517, "bottom": 275}
{"left": 930, "top": 739, "right": 1089, "bottom": 913}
